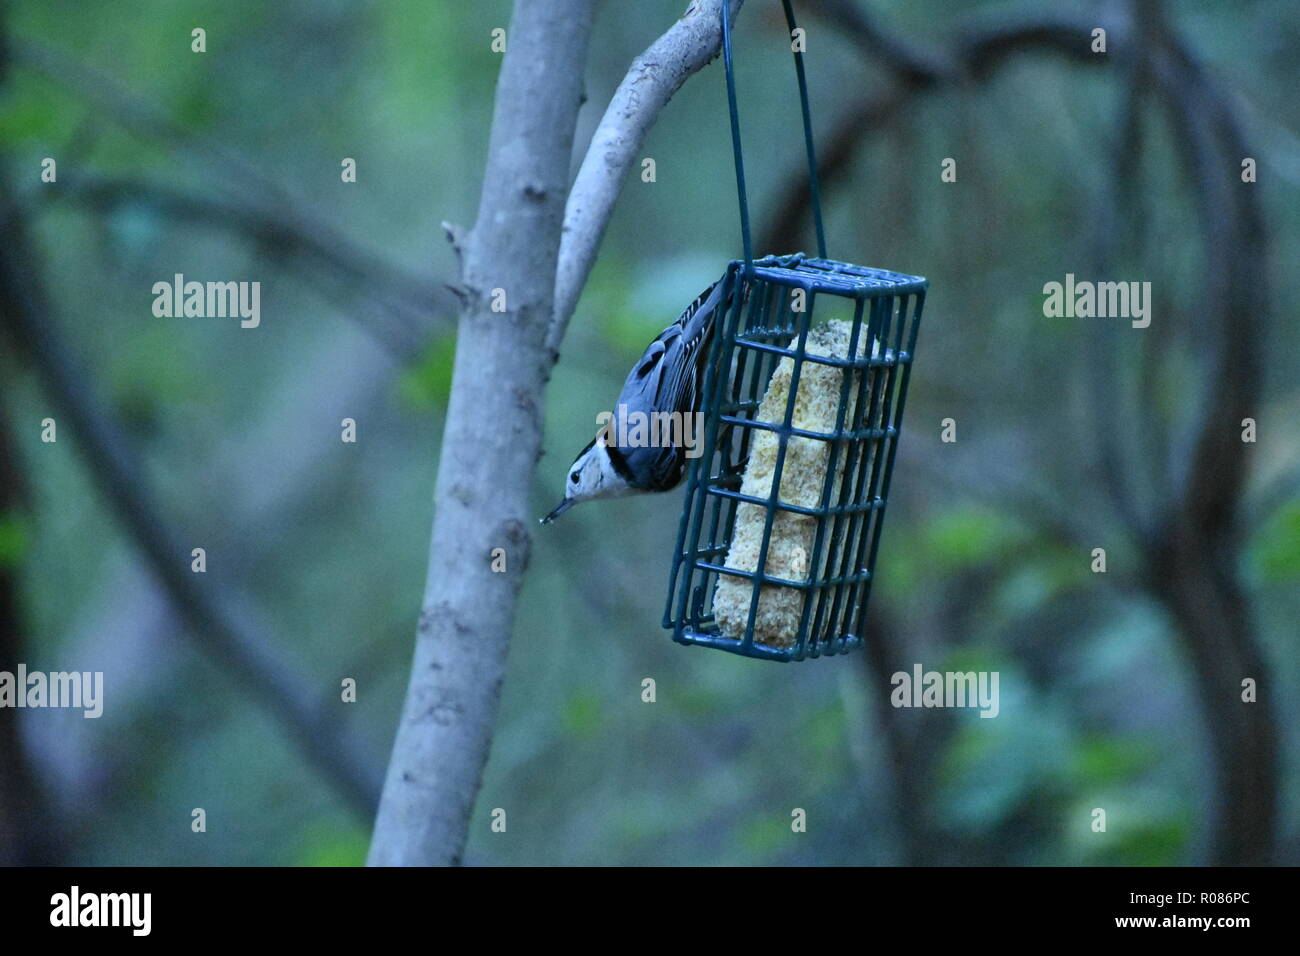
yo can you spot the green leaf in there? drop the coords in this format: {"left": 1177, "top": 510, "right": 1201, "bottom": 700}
{"left": 1069, "top": 735, "right": 1153, "bottom": 787}
{"left": 561, "top": 691, "right": 602, "bottom": 738}
{"left": 923, "top": 507, "right": 1024, "bottom": 570}
{"left": 399, "top": 336, "right": 457, "bottom": 409}
{"left": 295, "top": 830, "right": 368, "bottom": 867}
{"left": 0, "top": 512, "right": 28, "bottom": 568}
{"left": 739, "top": 815, "right": 789, "bottom": 856}
{"left": 1249, "top": 498, "right": 1300, "bottom": 582}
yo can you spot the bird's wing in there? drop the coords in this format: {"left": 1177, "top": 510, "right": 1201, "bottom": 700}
{"left": 620, "top": 278, "right": 730, "bottom": 420}
{"left": 613, "top": 277, "right": 733, "bottom": 489}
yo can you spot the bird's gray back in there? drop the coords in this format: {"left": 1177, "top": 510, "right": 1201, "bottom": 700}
{"left": 608, "top": 276, "right": 733, "bottom": 490}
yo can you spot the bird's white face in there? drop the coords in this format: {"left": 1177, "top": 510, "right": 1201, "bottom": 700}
{"left": 568, "top": 440, "right": 611, "bottom": 500}
{"left": 541, "top": 436, "right": 631, "bottom": 523}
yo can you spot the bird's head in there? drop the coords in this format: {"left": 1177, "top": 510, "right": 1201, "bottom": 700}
{"left": 540, "top": 432, "right": 626, "bottom": 524}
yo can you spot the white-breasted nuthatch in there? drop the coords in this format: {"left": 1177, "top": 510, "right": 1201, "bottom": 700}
{"left": 541, "top": 276, "right": 736, "bottom": 524}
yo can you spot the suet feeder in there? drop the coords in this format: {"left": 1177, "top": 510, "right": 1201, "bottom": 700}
{"left": 662, "top": 1, "right": 927, "bottom": 661}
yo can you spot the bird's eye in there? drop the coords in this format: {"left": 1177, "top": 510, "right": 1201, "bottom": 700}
{"left": 570, "top": 471, "right": 580, "bottom": 484}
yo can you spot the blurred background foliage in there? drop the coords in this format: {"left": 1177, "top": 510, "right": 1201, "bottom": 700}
{"left": 0, "top": 0, "right": 1297, "bottom": 865}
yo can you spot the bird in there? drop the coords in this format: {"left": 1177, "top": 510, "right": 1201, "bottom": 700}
{"left": 541, "top": 275, "right": 736, "bottom": 524}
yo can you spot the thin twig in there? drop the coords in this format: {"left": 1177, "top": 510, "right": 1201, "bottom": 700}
{"left": 547, "top": 0, "right": 747, "bottom": 353}
{"left": 0, "top": 206, "right": 383, "bottom": 821}
{"left": 43, "top": 175, "right": 450, "bottom": 358}
{"left": 10, "top": 39, "right": 454, "bottom": 355}
{"left": 763, "top": 10, "right": 1108, "bottom": 252}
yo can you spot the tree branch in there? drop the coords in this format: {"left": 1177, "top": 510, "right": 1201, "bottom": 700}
{"left": 10, "top": 40, "right": 454, "bottom": 357}
{"left": 44, "top": 174, "right": 451, "bottom": 358}
{"left": 367, "top": 0, "right": 596, "bottom": 867}
{"left": 763, "top": 9, "right": 1106, "bottom": 254}
{"left": 795, "top": 1, "right": 1278, "bottom": 864}
{"left": 1087, "top": 6, "right": 1151, "bottom": 541}
{"left": 807, "top": 0, "right": 949, "bottom": 84}
{"left": 0, "top": 206, "right": 383, "bottom": 822}
{"left": 547, "top": 0, "right": 745, "bottom": 353}
{"left": 1140, "top": 7, "right": 1276, "bottom": 865}
{"left": 0, "top": 393, "right": 65, "bottom": 864}
{"left": 10, "top": 38, "right": 290, "bottom": 208}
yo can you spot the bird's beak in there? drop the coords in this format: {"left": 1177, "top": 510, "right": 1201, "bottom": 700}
{"left": 540, "top": 498, "right": 575, "bottom": 524}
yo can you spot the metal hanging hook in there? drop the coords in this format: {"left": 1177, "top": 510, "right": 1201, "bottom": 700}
{"left": 720, "top": 0, "right": 829, "bottom": 279}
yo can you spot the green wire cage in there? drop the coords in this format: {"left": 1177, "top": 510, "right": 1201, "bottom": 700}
{"left": 662, "top": 1, "right": 927, "bottom": 662}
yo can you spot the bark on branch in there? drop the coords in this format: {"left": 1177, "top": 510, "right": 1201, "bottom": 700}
{"left": 548, "top": 0, "right": 745, "bottom": 352}
{"left": 366, "top": 0, "right": 596, "bottom": 867}
{"left": 369, "top": 0, "right": 749, "bottom": 868}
